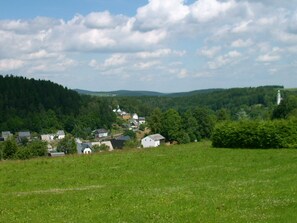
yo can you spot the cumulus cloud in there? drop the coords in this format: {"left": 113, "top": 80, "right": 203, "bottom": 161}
{"left": 0, "top": 0, "right": 297, "bottom": 90}
{"left": 136, "top": 48, "right": 185, "bottom": 58}
{"left": 136, "top": 0, "right": 190, "bottom": 30}
{"left": 199, "top": 46, "right": 221, "bottom": 58}
{"left": 231, "top": 39, "right": 253, "bottom": 48}
{"left": 208, "top": 51, "right": 242, "bottom": 69}
{"left": 191, "top": 0, "right": 236, "bottom": 22}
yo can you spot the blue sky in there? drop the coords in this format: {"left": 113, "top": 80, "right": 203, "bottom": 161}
{"left": 0, "top": 0, "right": 297, "bottom": 92}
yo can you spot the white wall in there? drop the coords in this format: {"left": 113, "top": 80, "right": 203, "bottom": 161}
{"left": 141, "top": 137, "right": 160, "bottom": 148}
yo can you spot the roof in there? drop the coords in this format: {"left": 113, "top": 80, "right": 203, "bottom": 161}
{"left": 147, "top": 134, "right": 165, "bottom": 141}
{"left": 95, "top": 129, "right": 108, "bottom": 133}
{"left": 18, "top": 131, "right": 30, "bottom": 138}
{"left": 57, "top": 130, "right": 65, "bottom": 136}
{"left": 116, "top": 135, "right": 131, "bottom": 141}
{"left": 139, "top": 117, "right": 145, "bottom": 120}
{"left": 2, "top": 131, "right": 11, "bottom": 135}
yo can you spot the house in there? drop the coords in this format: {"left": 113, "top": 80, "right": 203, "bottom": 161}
{"left": 141, "top": 134, "right": 165, "bottom": 148}
{"left": 132, "top": 113, "right": 139, "bottom": 120}
{"left": 56, "top": 130, "right": 65, "bottom": 140}
{"left": 94, "top": 129, "right": 108, "bottom": 138}
{"left": 122, "top": 113, "right": 131, "bottom": 120}
{"left": 83, "top": 148, "right": 92, "bottom": 154}
{"left": 92, "top": 141, "right": 114, "bottom": 151}
{"left": 41, "top": 134, "right": 54, "bottom": 142}
{"left": 129, "top": 119, "right": 139, "bottom": 129}
{"left": 1, "top": 131, "right": 13, "bottom": 141}
{"left": 111, "top": 135, "right": 131, "bottom": 149}
{"left": 18, "top": 131, "right": 31, "bottom": 141}
{"left": 138, "top": 117, "right": 146, "bottom": 125}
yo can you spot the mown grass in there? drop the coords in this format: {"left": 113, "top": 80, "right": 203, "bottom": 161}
{"left": 0, "top": 141, "right": 297, "bottom": 222}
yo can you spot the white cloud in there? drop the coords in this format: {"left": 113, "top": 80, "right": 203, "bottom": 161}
{"left": 232, "top": 20, "right": 253, "bottom": 33}
{"left": 104, "top": 54, "right": 127, "bottom": 67}
{"left": 199, "top": 46, "right": 221, "bottom": 58}
{"left": 177, "top": 69, "right": 188, "bottom": 78}
{"left": 231, "top": 39, "right": 253, "bottom": 48}
{"left": 208, "top": 51, "right": 242, "bottom": 69}
{"left": 136, "top": 48, "right": 185, "bottom": 58}
{"left": 191, "top": 0, "right": 235, "bottom": 22}
{"left": 257, "top": 54, "right": 280, "bottom": 62}
{"left": 0, "top": 59, "right": 24, "bottom": 71}
{"left": 136, "top": 0, "right": 190, "bottom": 30}
{"left": 134, "top": 61, "right": 160, "bottom": 70}
{"left": 257, "top": 47, "right": 282, "bottom": 62}
{"left": 84, "top": 11, "right": 119, "bottom": 29}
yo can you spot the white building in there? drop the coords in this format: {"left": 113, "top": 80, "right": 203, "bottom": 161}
{"left": 56, "top": 130, "right": 65, "bottom": 140}
{"left": 141, "top": 134, "right": 165, "bottom": 148}
{"left": 41, "top": 134, "right": 54, "bottom": 142}
{"left": 277, "top": 90, "right": 282, "bottom": 105}
{"left": 132, "top": 113, "right": 139, "bottom": 120}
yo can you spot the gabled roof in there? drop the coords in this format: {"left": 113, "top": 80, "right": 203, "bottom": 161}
{"left": 57, "top": 130, "right": 65, "bottom": 136}
{"left": 147, "top": 134, "right": 165, "bottom": 141}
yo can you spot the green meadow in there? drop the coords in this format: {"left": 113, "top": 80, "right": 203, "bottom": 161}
{"left": 0, "top": 141, "right": 296, "bottom": 223}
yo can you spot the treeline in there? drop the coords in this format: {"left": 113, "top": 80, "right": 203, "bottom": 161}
{"left": 106, "top": 86, "right": 289, "bottom": 119}
{"left": 0, "top": 75, "right": 116, "bottom": 135}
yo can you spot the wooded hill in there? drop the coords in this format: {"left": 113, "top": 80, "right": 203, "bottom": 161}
{"left": 0, "top": 75, "right": 116, "bottom": 134}
{"left": 1, "top": 75, "right": 296, "bottom": 134}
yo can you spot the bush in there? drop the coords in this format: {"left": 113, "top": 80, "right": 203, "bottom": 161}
{"left": 14, "top": 147, "right": 33, "bottom": 160}
{"left": 212, "top": 119, "right": 297, "bottom": 149}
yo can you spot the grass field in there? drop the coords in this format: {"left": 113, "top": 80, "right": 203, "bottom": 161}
{"left": 1, "top": 141, "right": 297, "bottom": 222}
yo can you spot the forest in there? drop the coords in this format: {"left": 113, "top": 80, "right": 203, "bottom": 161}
{"left": 1, "top": 75, "right": 297, "bottom": 147}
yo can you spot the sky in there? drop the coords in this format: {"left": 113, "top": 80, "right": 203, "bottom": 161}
{"left": 0, "top": 0, "right": 297, "bottom": 92}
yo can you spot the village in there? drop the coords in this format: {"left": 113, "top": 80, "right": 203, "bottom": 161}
{"left": 0, "top": 105, "right": 166, "bottom": 157}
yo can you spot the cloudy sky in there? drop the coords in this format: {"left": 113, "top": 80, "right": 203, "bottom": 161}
{"left": 0, "top": 0, "right": 297, "bottom": 92}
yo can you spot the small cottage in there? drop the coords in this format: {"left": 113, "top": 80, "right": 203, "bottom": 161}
{"left": 141, "top": 134, "right": 165, "bottom": 148}
{"left": 56, "top": 130, "right": 65, "bottom": 140}
{"left": 1, "top": 131, "right": 13, "bottom": 141}
{"left": 94, "top": 129, "right": 108, "bottom": 138}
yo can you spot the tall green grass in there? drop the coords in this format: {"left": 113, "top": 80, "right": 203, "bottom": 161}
{"left": 1, "top": 141, "right": 296, "bottom": 222}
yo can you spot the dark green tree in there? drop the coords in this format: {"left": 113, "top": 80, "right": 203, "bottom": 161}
{"left": 147, "top": 108, "right": 163, "bottom": 134}
{"left": 3, "top": 139, "right": 18, "bottom": 159}
{"left": 161, "top": 109, "right": 182, "bottom": 142}
{"left": 57, "top": 135, "right": 77, "bottom": 154}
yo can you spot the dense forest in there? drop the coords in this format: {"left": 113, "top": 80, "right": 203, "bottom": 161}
{"left": 1, "top": 75, "right": 297, "bottom": 139}
{"left": 0, "top": 75, "right": 116, "bottom": 134}
{"left": 105, "top": 85, "right": 290, "bottom": 118}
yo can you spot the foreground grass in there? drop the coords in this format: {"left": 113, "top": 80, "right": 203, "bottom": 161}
{"left": 0, "top": 141, "right": 296, "bottom": 222}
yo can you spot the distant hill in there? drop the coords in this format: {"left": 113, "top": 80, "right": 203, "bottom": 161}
{"left": 74, "top": 89, "right": 166, "bottom": 97}
{"left": 74, "top": 88, "right": 225, "bottom": 97}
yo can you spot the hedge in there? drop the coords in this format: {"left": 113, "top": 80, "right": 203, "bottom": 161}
{"left": 212, "top": 119, "right": 297, "bottom": 148}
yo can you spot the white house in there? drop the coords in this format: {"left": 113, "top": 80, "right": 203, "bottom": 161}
{"left": 132, "top": 113, "right": 139, "bottom": 120}
{"left": 56, "top": 130, "right": 65, "bottom": 139}
{"left": 94, "top": 129, "right": 108, "bottom": 138}
{"left": 83, "top": 148, "right": 92, "bottom": 154}
{"left": 138, "top": 117, "right": 146, "bottom": 125}
{"left": 41, "top": 134, "right": 54, "bottom": 142}
{"left": 141, "top": 134, "right": 165, "bottom": 148}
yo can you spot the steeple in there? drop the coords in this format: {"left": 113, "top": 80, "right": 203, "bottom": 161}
{"left": 277, "top": 90, "right": 282, "bottom": 105}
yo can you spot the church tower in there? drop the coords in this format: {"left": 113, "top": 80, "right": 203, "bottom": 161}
{"left": 277, "top": 90, "right": 282, "bottom": 105}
